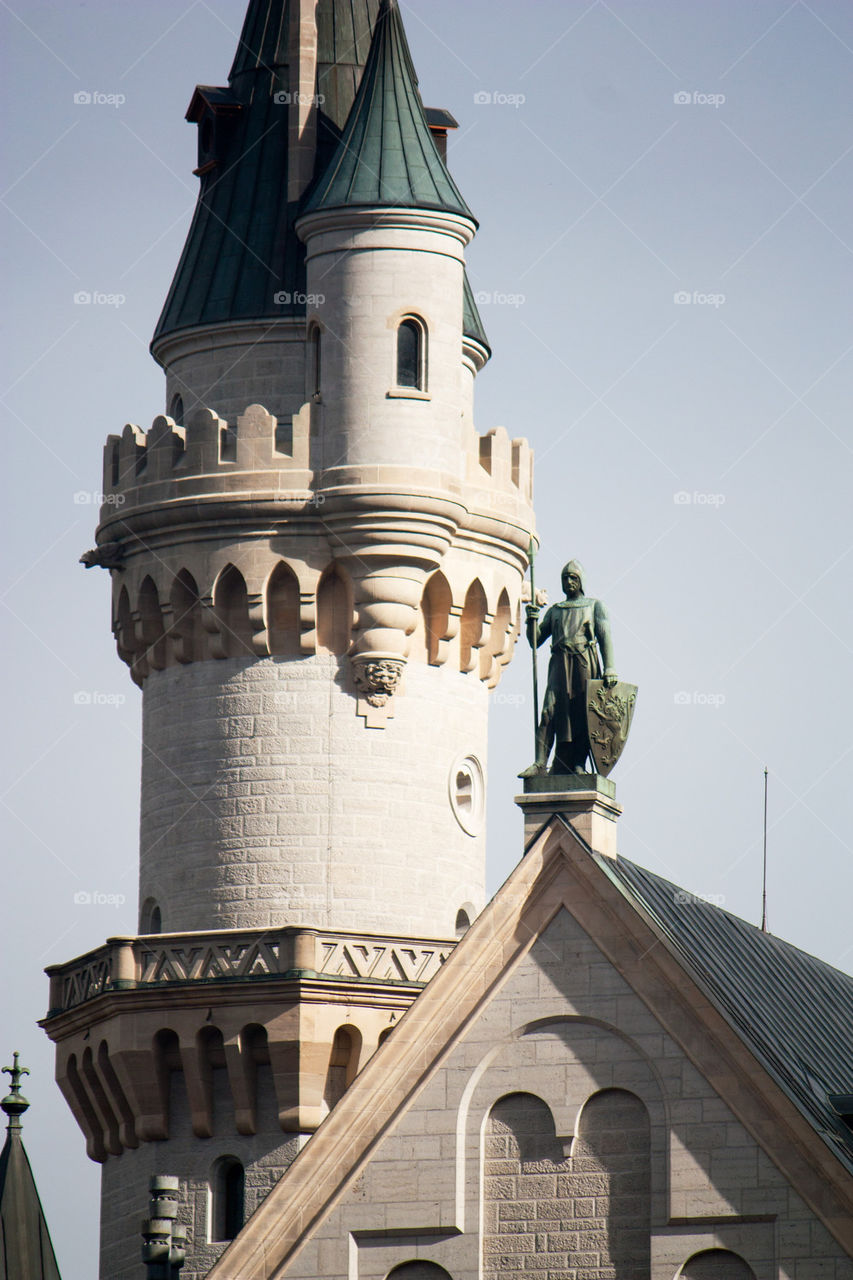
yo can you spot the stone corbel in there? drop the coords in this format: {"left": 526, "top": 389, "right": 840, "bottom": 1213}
{"left": 352, "top": 657, "right": 406, "bottom": 728}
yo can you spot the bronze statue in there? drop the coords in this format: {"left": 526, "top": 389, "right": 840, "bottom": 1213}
{"left": 521, "top": 559, "right": 619, "bottom": 776}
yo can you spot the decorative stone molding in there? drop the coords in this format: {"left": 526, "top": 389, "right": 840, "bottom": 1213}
{"left": 352, "top": 656, "right": 405, "bottom": 727}
{"left": 41, "top": 926, "right": 456, "bottom": 1161}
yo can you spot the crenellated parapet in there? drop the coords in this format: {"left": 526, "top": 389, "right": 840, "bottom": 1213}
{"left": 86, "top": 400, "right": 533, "bottom": 701}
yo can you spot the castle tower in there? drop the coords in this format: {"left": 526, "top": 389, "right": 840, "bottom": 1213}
{"left": 42, "top": 3, "right": 535, "bottom": 1277}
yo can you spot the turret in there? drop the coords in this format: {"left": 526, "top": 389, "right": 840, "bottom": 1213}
{"left": 46, "top": 3, "right": 536, "bottom": 1276}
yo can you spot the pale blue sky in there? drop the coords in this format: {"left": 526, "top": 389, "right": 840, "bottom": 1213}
{"left": 2, "top": 1, "right": 852, "bottom": 1273}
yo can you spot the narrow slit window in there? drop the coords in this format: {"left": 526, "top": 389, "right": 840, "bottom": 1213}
{"left": 397, "top": 318, "right": 424, "bottom": 389}
{"left": 311, "top": 328, "right": 322, "bottom": 398}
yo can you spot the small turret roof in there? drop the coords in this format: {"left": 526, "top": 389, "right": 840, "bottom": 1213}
{"left": 302, "top": 0, "right": 475, "bottom": 221}
{"left": 0, "top": 1055, "right": 62, "bottom": 1280}
{"left": 463, "top": 272, "right": 490, "bottom": 354}
{"left": 152, "top": 0, "right": 381, "bottom": 348}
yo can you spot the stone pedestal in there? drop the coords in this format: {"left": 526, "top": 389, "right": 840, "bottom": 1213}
{"left": 515, "top": 773, "right": 621, "bottom": 860}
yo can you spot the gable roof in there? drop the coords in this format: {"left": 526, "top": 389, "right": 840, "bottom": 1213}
{"left": 301, "top": 0, "right": 474, "bottom": 220}
{"left": 600, "top": 846, "right": 853, "bottom": 1172}
{"left": 206, "top": 817, "right": 853, "bottom": 1278}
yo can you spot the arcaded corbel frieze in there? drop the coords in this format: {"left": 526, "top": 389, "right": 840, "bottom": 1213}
{"left": 95, "top": 1043, "right": 139, "bottom": 1151}
{"left": 267, "top": 1034, "right": 301, "bottom": 1134}
{"left": 298, "top": 590, "right": 318, "bottom": 653}
{"left": 55, "top": 1049, "right": 107, "bottom": 1163}
{"left": 80, "top": 1048, "right": 122, "bottom": 1157}
{"left": 179, "top": 1036, "right": 214, "bottom": 1140}
{"left": 108, "top": 1045, "right": 169, "bottom": 1143}
{"left": 200, "top": 596, "right": 227, "bottom": 661}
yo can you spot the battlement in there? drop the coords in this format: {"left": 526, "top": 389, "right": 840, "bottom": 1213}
{"left": 101, "top": 402, "right": 314, "bottom": 512}
{"left": 97, "top": 401, "right": 533, "bottom": 523}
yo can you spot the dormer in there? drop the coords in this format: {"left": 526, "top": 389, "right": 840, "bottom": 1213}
{"left": 186, "top": 85, "right": 242, "bottom": 177}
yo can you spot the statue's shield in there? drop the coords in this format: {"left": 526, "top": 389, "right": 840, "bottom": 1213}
{"left": 586, "top": 680, "right": 638, "bottom": 777}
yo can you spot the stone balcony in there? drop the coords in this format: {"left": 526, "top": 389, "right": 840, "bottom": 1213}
{"left": 41, "top": 926, "right": 455, "bottom": 1160}
{"left": 45, "top": 926, "right": 454, "bottom": 1017}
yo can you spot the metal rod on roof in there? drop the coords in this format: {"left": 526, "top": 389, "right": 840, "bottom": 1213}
{"left": 761, "top": 767, "right": 769, "bottom": 932}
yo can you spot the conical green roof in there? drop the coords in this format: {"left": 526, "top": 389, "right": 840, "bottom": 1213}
{"left": 302, "top": 0, "right": 475, "bottom": 220}
{"left": 152, "top": 0, "right": 381, "bottom": 347}
{"left": 463, "top": 271, "right": 490, "bottom": 355}
{"left": 0, "top": 1056, "right": 62, "bottom": 1280}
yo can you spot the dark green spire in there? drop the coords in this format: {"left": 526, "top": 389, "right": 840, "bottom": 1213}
{"left": 0, "top": 1055, "right": 62, "bottom": 1280}
{"left": 152, "top": 0, "right": 381, "bottom": 348}
{"left": 302, "top": 0, "right": 475, "bottom": 220}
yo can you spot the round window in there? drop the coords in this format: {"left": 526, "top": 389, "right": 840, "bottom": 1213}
{"left": 448, "top": 754, "right": 485, "bottom": 836}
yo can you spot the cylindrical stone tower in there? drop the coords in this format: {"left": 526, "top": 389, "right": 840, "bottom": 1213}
{"left": 44, "top": 3, "right": 535, "bottom": 1277}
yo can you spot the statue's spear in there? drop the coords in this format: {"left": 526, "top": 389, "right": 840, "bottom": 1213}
{"left": 528, "top": 537, "right": 539, "bottom": 745}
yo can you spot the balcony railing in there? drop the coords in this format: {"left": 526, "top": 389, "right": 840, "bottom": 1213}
{"left": 45, "top": 926, "right": 455, "bottom": 1016}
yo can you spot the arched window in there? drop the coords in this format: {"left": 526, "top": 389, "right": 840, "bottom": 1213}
{"left": 141, "top": 898, "right": 162, "bottom": 934}
{"left": 396, "top": 317, "right": 426, "bottom": 390}
{"left": 211, "top": 1157, "right": 244, "bottom": 1243}
{"left": 679, "top": 1250, "right": 757, "bottom": 1280}
{"left": 169, "top": 393, "right": 184, "bottom": 424}
{"left": 386, "top": 1264, "right": 453, "bottom": 1279}
{"left": 455, "top": 907, "right": 471, "bottom": 937}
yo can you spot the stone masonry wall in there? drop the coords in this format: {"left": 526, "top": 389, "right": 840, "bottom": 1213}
{"left": 275, "top": 909, "right": 853, "bottom": 1280}
{"left": 100, "top": 1063, "right": 299, "bottom": 1280}
{"left": 484, "top": 1089, "right": 651, "bottom": 1279}
{"left": 140, "top": 655, "right": 488, "bottom": 936}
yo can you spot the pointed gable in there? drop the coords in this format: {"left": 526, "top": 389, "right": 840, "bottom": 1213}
{"left": 302, "top": 0, "right": 474, "bottom": 220}
{"left": 205, "top": 819, "right": 853, "bottom": 1278}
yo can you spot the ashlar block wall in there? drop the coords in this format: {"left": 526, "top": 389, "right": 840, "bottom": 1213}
{"left": 274, "top": 909, "right": 853, "bottom": 1280}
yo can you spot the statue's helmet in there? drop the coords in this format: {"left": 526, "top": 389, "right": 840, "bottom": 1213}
{"left": 561, "top": 559, "right": 585, "bottom": 590}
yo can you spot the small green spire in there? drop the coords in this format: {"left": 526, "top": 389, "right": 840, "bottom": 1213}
{"left": 2, "top": 1052, "right": 30, "bottom": 1129}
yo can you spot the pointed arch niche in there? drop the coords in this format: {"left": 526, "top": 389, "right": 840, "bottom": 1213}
{"left": 316, "top": 565, "right": 352, "bottom": 656}
{"left": 459, "top": 579, "right": 487, "bottom": 673}
{"left": 412, "top": 570, "right": 452, "bottom": 665}
{"left": 267, "top": 562, "right": 300, "bottom": 657}
{"left": 213, "top": 564, "right": 254, "bottom": 658}
{"left": 170, "top": 569, "right": 204, "bottom": 664}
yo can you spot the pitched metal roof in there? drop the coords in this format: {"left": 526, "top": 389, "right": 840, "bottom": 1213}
{"left": 463, "top": 271, "right": 490, "bottom": 354}
{"left": 597, "top": 848, "right": 853, "bottom": 1172}
{"left": 152, "top": 0, "right": 381, "bottom": 347}
{"left": 301, "top": 0, "right": 475, "bottom": 220}
{"left": 0, "top": 1058, "right": 62, "bottom": 1280}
